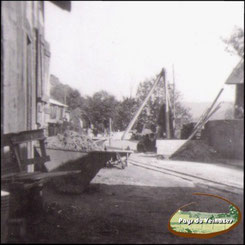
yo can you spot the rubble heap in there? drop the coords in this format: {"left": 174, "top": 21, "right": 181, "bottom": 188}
{"left": 45, "top": 130, "right": 102, "bottom": 151}
{"left": 171, "top": 140, "right": 222, "bottom": 163}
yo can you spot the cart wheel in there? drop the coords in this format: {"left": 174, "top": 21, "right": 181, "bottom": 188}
{"left": 122, "top": 159, "right": 128, "bottom": 169}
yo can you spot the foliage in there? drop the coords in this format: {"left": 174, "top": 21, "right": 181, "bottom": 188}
{"left": 50, "top": 73, "right": 192, "bottom": 136}
{"left": 66, "top": 89, "right": 87, "bottom": 110}
{"left": 135, "top": 77, "right": 165, "bottom": 132}
{"left": 113, "top": 97, "right": 138, "bottom": 131}
{"left": 85, "top": 90, "right": 119, "bottom": 133}
{"left": 229, "top": 205, "right": 239, "bottom": 221}
{"left": 50, "top": 76, "right": 86, "bottom": 110}
{"left": 223, "top": 27, "right": 244, "bottom": 58}
{"left": 135, "top": 77, "right": 193, "bottom": 133}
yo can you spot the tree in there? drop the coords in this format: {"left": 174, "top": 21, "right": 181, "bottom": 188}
{"left": 113, "top": 97, "right": 138, "bottom": 131}
{"left": 66, "top": 89, "right": 86, "bottom": 110}
{"left": 135, "top": 77, "right": 192, "bottom": 134}
{"left": 223, "top": 27, "right": 244, "bottom": 58}
{"left": 50, "top": 75, "right": 87, "bottom": 110}
{"left": 135, "top": 77, "right": 165, "bottom": 132}
{"left": 85, "top": 91, "right": 119, "bottom": 133}
{"left": 170, "top": 89, "right": 193, "bottom": 129}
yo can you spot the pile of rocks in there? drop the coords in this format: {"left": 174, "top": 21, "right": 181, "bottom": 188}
{"left": 45, "top": 130, "right": 102, "bottom": 152}
{"left": 171, "top": 140, "right": 222, "bottom": 163}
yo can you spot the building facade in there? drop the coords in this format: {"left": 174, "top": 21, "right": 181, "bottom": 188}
{"left": 1, "top": 1, "right": 71, "bottom": 174}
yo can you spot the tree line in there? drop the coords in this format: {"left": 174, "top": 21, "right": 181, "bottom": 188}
{"left": 50, "top": 74, "right": 193, "bottom": 135}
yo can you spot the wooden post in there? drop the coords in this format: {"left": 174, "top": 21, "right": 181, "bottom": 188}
{"left": 121, "top": 68, "right": 165, "bottom": 140}
{"left": 193, "top": 88, "right": 224, "bottom": 131}
{"left": 109, "top": 118, "right": 112, "bottom": 146}
{"left": 165, "top": 76, "right": 171, "bottom": 139}
{"left": 64, "top": 87, "right": 67, "bottom": 105}
{"left": 172, "top": 64, "right": 176, "bottom": 131}
{"left": 168, "top": 89, "right": 224, "bottom": 159}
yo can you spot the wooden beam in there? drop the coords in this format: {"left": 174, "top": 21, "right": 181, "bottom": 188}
{"left": 121, "top": 68, "right": 165, "bottom": 140}
{"left": 168, "top": 90, "right": 224, "bottom": 159}
{"left": 23, "top": 156, "right": 50, "bottom": 166}
{"left": 165, "top": 76, "right": 171, "bottom": 139}
{"left": 1, "top": 170, "right": 82, "bottom": 182}
{"left": 3, "top": 129, "right": 45, "bottom": 146}
{"left": 193, "top": 88, "right": 224, "bottom": 131}
{"left": 172, "top": 64, "right": 176, "bottom": 131}
{"left": 109, "top": 118, "right": 112, "bottom": 146}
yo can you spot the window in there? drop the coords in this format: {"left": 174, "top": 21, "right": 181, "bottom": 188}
{"left": 50, "top": 105, "right": 57, "bottom": 119}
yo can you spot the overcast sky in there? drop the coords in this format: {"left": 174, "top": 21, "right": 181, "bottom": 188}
{"left": 45, "top": 1, "right": 244, "bottom": 102}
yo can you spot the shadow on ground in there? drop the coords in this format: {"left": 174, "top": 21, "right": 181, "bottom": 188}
{"left": 24, "top": 183, "right": 243, "bottom": 244}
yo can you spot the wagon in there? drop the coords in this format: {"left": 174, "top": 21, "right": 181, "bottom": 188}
{"left": 90, "top": 149, "right": 133, "bottom": 169}
{"left": 35, "top": 148, "right": 133, "bottom": 194}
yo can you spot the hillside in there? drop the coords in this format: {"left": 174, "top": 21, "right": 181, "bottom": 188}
{"left": 183, "top": 101, "right": 234, "bottom": 121}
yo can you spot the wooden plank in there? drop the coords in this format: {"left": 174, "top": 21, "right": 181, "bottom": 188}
{"left": 192, "top": 88, "right": 224, "bottom": 132}
{"left": 23, "top": 156, "right": 50, "bottom": 166}
{"left": 168, "top": 92, "right": 224, "bottom": 159}
{"left": 165, "top": 75, "right": 171, "bottom": 139}
{"left": 91, "top": 150, "right": 133, "bottom": 154}
{"left": 2, "top": 134, "right": 13, "bottom": 146}
{"left": 39, "top": 138, "right": 47, "bottom": 157}
{"left": 2, "top": 170, "right": 81, "bottom": 182}
{"left": 11, "top": 135, "right": 45, "bottom": 145}
{"left": 187, "top": 104, "right": 222, "bottom": 141}
{"left": 2, "top": 171, "right": 42, "bottom": 179}
{"left": 19, "top": 170, "right": 82, "bottom": 181}
{"left": 12, "top": 145, "right": 23, "bottom": 171}
{"left": 3, "top": 129, "right": 45, "bottom": 145}
{"left": 2, "top": 171, "right": 52, "bottom": 179}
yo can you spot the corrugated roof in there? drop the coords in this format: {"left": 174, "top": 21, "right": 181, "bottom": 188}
{"left": 49, "top": 98, "right": 68, "bottom": 107}
{"left": 225, "top": 59, "right": 244, "bottom": 85}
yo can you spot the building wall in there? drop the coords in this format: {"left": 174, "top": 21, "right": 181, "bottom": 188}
{"left": 2, "top": 1, "right": 50, "bottom": 134}
{"left": 48, "top": 104, "right": 67, "bottom": 123}
{"left": 2, "top": 1, "right": 30, "bottom": 133}
{"left": 202, "top": 119, "right": 244, "bottom": 160}
{"left": 234, "top": 84, "right": 244, "bottom": 119}
{"left": 1, "top": 1, "right": 50, "bottom": 173}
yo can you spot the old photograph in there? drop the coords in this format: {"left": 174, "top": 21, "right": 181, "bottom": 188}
{"left": 1, "top": 1, "right": 244, "bottom": 244}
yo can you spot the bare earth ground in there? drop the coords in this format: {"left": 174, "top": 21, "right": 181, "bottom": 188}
{"left": 23, "top": 153, "right": 244, "bottom": 244}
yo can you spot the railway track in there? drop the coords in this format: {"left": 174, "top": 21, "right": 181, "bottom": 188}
{"left": 128, "top": 157, "right": 243, "bottom": 195}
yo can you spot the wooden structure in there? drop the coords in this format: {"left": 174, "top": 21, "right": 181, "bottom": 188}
{"left": 2, "top": 129, "right": 81, "bottom": 182}
{"left": 164, "top": 88, "right": 224, "bottom": 158}
{"left": 1, "top": 128, "right": 81, "bottom": 233}
{"left": 121, "top": 68, "right": 167, "bottom": 140}
{"left": 225, "top": 59, "right": 244, "bottom": 119}
{"left": 1, "top": 1, "right": 71, "bottom": 176}
{"left": 2, "top": 129, "right": 50, "bottom": 173}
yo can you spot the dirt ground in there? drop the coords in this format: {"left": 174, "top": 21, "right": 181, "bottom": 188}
{"left": 22, "top": 158, "right": 243, "bottom": 244}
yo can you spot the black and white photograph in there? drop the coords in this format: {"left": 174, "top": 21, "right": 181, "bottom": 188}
{"left": 1, "top": 1, "right": 244, "bottom": 244}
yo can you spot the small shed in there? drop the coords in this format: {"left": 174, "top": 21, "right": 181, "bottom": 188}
{"left": 225, "top": 59, "right": 244, "bottom": 118}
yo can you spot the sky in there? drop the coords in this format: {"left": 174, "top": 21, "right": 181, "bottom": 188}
{"left": 44, "top": 1, "right": 244, "bottom": 103}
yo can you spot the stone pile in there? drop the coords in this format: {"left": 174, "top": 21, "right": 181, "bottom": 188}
{"left": 172, "top": 140, "right": 222, "bottom": 163}
{"left": 45, "top": 130, "right": 102, "bottom": 152}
